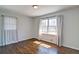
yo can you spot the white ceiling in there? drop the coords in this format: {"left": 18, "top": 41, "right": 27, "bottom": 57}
{"left": 0, "top": 5, "right": 78, "bottom": 17}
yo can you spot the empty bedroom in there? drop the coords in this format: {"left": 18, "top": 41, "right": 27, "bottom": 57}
{"left": 0, "top": 5, "right": 79, "bottom": 54}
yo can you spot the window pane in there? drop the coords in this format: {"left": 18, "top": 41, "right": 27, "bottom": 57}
{"left": 41, "top": 19, "right": 48, "bottom": 27}
{"left": 48, "top": 26, "right": 56, "bottom": 32}
{"left": 39, "top": 19, "right": 48, "bottom": 34}
{"left": 4, "top": 16, "right": 16, "bottom": 30}
{"left": 39, "top": 17, "right": 57, "bottom": 35}
{"left": 49, "top": 18, "right": 57, "bottom": 26}
{"left": 48, "top": 27, "right": 57, "bottom": 34}
{"left": 42, "top": 26, "right": 47, "bottom": 32}
{"left": 48, "top": 17, "right": 57, "bottom": 35}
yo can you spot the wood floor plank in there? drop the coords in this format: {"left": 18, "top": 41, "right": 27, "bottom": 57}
{"left": 0, "top": 38, "right": 79, "bottom": 54}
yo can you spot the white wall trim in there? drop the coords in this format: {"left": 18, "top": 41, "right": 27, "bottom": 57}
{"left": 63, "top": 44, "right": 79, "bottom": 50}
{"left": 0, "top": 38, "right": 33, "bottom": 46}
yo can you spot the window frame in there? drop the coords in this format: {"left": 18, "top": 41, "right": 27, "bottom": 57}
{"left": 39, "top": 17, "right": 57, "bottom": 35}
{"left": 3, "top": 16, "right": 17, "bottom": 30}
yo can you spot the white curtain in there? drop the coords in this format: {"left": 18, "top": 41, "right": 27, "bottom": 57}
{"left": 57, "top": 15, "right": 63, "bottom": 46}
{"left": 2, "top": 15, "right": 18, "bottom": 46}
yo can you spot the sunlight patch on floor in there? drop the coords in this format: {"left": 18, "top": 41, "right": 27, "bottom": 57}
{"left": 33, "top": 41, "right": 41, "bottom": 44}
{"left": 40, "top": 43, "right": 51, "bottom": 48}
{"left": 33, "top": 41, "right": 51, "bottom": 48}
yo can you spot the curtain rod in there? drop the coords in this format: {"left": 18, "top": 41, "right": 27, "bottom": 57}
{"left": 39, "top": 15, "right": 57, "bottom": 19}
{"left": 39, "top": 15, "right": 63, "bottom": 19}
{"left": 0, "top": 15, "right": 17, "bottom": 19}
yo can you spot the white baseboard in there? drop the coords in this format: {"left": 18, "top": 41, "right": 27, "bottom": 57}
{"left": 0, "top": 38, "right": 33, "bottom": 46}
{"left": 63, "top": 44, "right": 79, "bottom": 50}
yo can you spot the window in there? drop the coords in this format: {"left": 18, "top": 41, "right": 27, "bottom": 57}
{"left": 4, "top": 16, "right": 16, "bottom": 30}
{"left": 39, "top": 17, "right": 57, "bottom": 35}
{"left": 3, "top": 16, "right": 17, "bottom": 45}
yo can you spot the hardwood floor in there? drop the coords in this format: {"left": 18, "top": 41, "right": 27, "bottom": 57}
{"left": 0, "top": 38, "right": 79, "bottom": 54}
